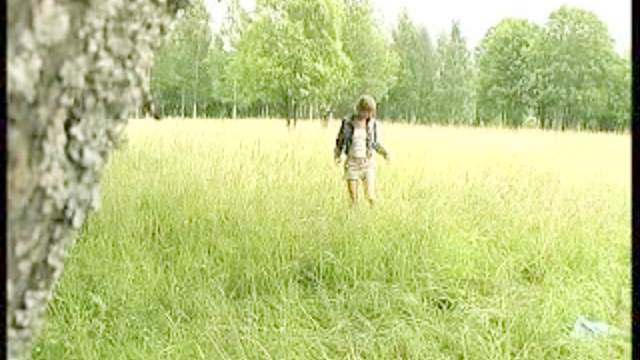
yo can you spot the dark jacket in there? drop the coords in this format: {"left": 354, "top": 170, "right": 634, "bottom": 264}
{"left": 334, "top": 115, "right": 389, "bottom": 160}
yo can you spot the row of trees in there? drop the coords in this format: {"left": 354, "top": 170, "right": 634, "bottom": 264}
{"left": 150, "top": 0, "right": 630, "bottom": 131}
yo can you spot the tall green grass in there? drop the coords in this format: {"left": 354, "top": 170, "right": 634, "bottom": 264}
{"left": 33, "top": 119, "right": 630, "bottom": 359}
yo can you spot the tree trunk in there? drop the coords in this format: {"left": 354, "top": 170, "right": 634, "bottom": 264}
{"left": 232, "top": 79, "right": 237, "bottom": 120}
{"left": 7, "top": 1, "right": 187, "bottom": 358}
{"left": 474, "top": 106, "right": 479, "bottom": 127}
{"left": 181, "top": 89, "right": 185, "bottom": 118}
{"left": 286, "top": 95, "right": 291, "bottom": 127}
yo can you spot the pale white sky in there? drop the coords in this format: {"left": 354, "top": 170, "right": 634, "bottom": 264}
{"left": 205, "top": 0, "right": 630, "bottom": 53}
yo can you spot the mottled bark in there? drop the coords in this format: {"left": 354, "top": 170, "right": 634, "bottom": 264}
{"left": 7, "top": 1, "right": 191, "bottom": 358}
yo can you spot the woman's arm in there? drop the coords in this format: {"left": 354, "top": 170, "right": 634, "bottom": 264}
{"left": 334, "top": 119, "right": 346, "bottom": 161}
{"left": 372, "top": 120, "right": 389, "bottom": 159}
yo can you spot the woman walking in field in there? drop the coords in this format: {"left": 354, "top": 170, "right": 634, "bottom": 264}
{"left": 334, "top": 95, "right": 391, "bottom": 207}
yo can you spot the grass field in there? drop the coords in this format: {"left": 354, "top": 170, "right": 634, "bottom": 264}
{"left": 33, "top": 118, "right": 630, "bottom": 359}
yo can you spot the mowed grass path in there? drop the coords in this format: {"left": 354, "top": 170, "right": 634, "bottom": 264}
{"left": 34, "top": 119, "right": 630, "bottom": 359}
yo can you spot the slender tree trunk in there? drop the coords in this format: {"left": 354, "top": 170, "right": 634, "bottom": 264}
{"left": 293, "top": 100, "right": 298, "bottom": 127}
{"left": 181, "top": 89, "right": 185, "bottom": 118}
{"left": 232, "top": 79, "right": 237, "bottom": 120}
{"left": 474, "top": 106, "right": 479, "bottom": 126}
{"left": 286, "top": 95, "right": 291, "bottom": 127}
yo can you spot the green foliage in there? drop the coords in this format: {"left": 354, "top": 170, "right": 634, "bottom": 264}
{"left": 529, "top": 6, "right": 621, "bottom": 130}
{"left": 231, "top": 0, "right": 351, "bottom": 119}
{"left": 605, "top": 54, "right": 631, "bottom": 131}
{"left": 384, "top": 9, "right": 442, "bottom": 123}
{"left": 151, "top": 0, "right": 213, "bottom": 117}
{"left": 339, "top": 0, "right": 399, "bottom": 115}
{"left": 413, "top": 26, "right": 438, "bottom": 122}
{"left": 476, "top": 19, "right": 541, "bottom": 127}
{"left": 149, "top": 1, "right": 629, "bottom": 131}
{"left": 204, "top": 35, "right": 231, "bottom": 116}
{"left": 433, "top": 21, "right": 475, "bottom": 124}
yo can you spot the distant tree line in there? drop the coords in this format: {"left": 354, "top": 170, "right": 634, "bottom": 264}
{"left": 150, "top": 0, "right": 630, "bottom": 131}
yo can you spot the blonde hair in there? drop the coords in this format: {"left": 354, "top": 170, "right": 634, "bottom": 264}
{"left": 356, "top": 95, "right": 376, "bottom": 114}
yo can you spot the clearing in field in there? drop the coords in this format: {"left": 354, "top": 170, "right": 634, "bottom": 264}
{"left": 34, "top": 119, "right": 630, "bottom": 359}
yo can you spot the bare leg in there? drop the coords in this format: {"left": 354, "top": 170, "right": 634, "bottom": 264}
{"left": 363, "top": 174, "right": 376, "bottom": 207}
{"left": 347, "top": 180, "right": 359, "bottom": 206}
